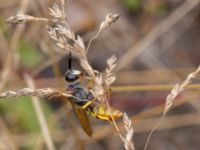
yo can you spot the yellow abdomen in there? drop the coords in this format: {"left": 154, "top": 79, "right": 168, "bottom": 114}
{"left": 87, "top": 104, "right": 123, "bottom": 121}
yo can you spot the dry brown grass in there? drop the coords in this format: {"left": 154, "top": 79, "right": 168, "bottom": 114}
{"left": 1, "top": 0, "right": 134, "bottom": 149}
{"left": 1, "top": 0, "right": 200, "bottom": 149}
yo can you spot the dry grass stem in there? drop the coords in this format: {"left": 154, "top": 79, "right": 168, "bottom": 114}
{"left": 0, "top": 0, "right": 30, "bottom": 92}
{"left": 112, "top": 83, "right": 200, "bottom": 92}
{"left": 0, "top": 1, "right": 30, "bottom": 149}
{"left": 0, "top": 87, "right": 70, "bottom": 98}
{"left": 0, "top": 117, "right": 18, "bottom": 150}
{"left": 6, "top": 14, "right": 50, "bottom": 24}
{"left": 100, "top": 14, "right": 119, "bottom": 30}
{"left": 123, "top": 113, "right": 135, "bottom": 150}
{"left": 46, "top": 2, "right": 119, "bottom": 103}
{"left": 116, "top": 0, "right": 200, "bottom": 72}
{"left": 144, "top": 65, "right": 200, "bottom": 150}
{"left": 28, "top": 1, "right": 118, "bottom": 106}
{"left": 4, "top": 0, "right": 129, "bottom": 148}
{"left": 4, "top": 0, "right": 119, "bottom": 113}
{"left": 24, "top": 74, "right": 56, "bottom": 150}
{"left": 86, "top": 14, "right": 119, "bottom": 52}
{"left": 164, "top": 65, "right": 200, "bottom": 114}
{"left": 105, "top": 100, "right": 123, "bottom": 139}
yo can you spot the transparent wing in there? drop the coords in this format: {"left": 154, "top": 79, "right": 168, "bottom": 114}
{"left": 70, "top": 101, "right": 93, "bottom": 136}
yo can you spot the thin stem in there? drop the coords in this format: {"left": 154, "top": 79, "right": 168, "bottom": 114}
{"left": 105, "top": 100, "right": 124, "bottom": 141}
{"left": 86, "top": 28, "right": 101, "bottom": 53}
{"left": 144, "top": 114, "right": 164, "bottom": 150}
{"left": 24, "top": 74, "right": 56, "bottom": 150}
{"left": 60, "top": 0, "right": 73, "bottom": 38}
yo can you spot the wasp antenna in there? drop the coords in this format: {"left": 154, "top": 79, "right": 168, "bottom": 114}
{"left": 68, "top": 51, "right": 72, "bottom": 70}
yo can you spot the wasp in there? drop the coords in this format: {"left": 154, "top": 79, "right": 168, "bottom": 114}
{"left": 65, "top": 52, "right": 122, "bottom": 136}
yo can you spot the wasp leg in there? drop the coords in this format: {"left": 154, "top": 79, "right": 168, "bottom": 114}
{"left": 48, "top": 94, "right": 63, "bottom": 100}
{"left": 82, "top": 98, "right": 96, "bottom": 109}
{"left": 86, "top": 79, "right": 95, "bottom": 90}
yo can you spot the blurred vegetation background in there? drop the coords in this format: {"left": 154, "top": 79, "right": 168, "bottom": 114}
{"left": 1, "top": 0, "right": 200, "bottom": 149}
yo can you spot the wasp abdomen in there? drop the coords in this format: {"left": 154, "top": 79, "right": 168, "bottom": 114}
{"left": 87, "top": 104, "right": 123, "bottom": 121}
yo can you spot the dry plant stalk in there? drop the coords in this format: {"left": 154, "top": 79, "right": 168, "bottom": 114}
{"left": 0, "top": 87, "right": 70, "bottom": 99}
{"left": 144, "top": 65, "right": 200, "bottom": 150}
{"left": 3, "top": 0, "right": 134, "bottom": 149}
{"left": 123, "top": 113, "right": 135, "bottom": 150}
{"left": 6, "top": 1, "right": 119, "bottom": 102}
{"left": 24, "top": 74, "right": 55, "bottom": 150}
{"left": 6, "top": 14, "right": 50, "bottom": 24}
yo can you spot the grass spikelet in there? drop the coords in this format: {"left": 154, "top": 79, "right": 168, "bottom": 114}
{"left": 144, "top": 65, "right": 200, "bottom": 150}
{"left": 3, "top": 0, "right": 128, "bottom": 148}
{"left": 0, "top": 88, "right": 70, "bottom": 99}
{"left": 123, "top": 113, "right": 135, "bottom": 150}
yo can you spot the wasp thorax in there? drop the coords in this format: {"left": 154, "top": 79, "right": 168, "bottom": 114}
{"left": 64, "top": 69, "right": 82, "bottom": 82}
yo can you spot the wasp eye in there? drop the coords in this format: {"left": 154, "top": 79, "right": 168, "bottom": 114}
{"left": 64, "top": 69, "right": 82, "bottom": 82}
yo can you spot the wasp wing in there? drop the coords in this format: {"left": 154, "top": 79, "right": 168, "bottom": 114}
{"left": 70, "top": 101, "right": 93, "bottom": 136}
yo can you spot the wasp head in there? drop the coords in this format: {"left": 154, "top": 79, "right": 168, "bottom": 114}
{"left": 64, "top": 69, "right": 83, "bottom": 82}
{"left": 65, "top": 52, "right": 83, "bottom": 82}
